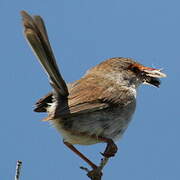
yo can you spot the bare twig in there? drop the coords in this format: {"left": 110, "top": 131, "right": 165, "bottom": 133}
{"left": 15, "top": 160, "right": 22, "bottom": 180}
{"left": 80, "top": 157, "right": 109, "bottom": 180}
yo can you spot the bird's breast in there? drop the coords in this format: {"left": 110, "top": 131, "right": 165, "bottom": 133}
{"left": 50, "top": 99, "right": 136, "bottom": 145}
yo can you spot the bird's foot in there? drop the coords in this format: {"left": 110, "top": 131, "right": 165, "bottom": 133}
{"left": 80, "top": 157, "right": 109, "bottom": 180}
{"left": 101, "top": 140, "right": 118, "bottom": 158}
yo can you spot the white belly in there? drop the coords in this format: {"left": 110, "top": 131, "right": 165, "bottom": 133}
{"left": 50, "top": 100, "right": 136, "bottom": 145}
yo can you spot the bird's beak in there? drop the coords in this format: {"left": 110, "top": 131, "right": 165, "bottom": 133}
{"left": 139, "top": 66, "right": 167, "bottom": 87}
{"left": 142, "top": 67, "right": 167, "bottom": 78}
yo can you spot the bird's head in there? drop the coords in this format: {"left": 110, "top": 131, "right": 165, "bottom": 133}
{"left": 89, "top": 57, "right": 166, "bottom": 88}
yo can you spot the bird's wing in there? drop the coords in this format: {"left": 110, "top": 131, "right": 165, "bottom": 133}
{"left": 21, "top": 11, "right": 68, "bottom": 97}
{"left": 53, "top": 74, "right": 134, "bottom": 118}
{"left": 34, "top": 74, "right": 134, "bottom": 119}
{"left": 34, "top": 92, "right": 53, "bottom": 112}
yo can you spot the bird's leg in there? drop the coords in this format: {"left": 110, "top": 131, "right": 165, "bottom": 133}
{"left": 98, "top": 137, "right": 118, "bottom": 158}
{"left": 64, "top": 138, "right": 116, "bottom": 180}
{"left": 63, "top": 141, "right": 97, "bottom": 169}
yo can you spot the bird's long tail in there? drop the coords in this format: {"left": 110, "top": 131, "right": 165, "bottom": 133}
{"left": 21, "top": 11, "right": 69, "bottom": 97}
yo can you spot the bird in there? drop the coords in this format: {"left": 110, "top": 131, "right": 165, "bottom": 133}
{"left": 21, "top": 11, "right": 166, "bottom": 170}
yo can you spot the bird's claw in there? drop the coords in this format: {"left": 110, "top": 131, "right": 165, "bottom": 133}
{"left": 100, "top": 142, "right": 118, "bottom": 158}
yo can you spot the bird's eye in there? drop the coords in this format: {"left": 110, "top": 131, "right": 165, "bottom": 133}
{"left": 130, "top": 66, "right": 139, "bottom": 73}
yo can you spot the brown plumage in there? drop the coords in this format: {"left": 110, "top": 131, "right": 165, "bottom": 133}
{"left": 21, "top": 11, "right": 166, "bottom": 171}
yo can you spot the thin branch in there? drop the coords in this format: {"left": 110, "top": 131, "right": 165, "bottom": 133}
{"left": 15, "top": 160, "right": 22, "bottom": 180}
{"left": 80, "top": 157, "right": 109, "bottom": 180}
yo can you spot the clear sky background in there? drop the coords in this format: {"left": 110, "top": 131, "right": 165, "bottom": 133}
{"left": 0, "top": 0, "right": 178, "bottom": 179}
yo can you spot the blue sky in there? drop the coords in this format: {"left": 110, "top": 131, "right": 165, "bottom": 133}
{"left": 0, "top": 0, "right": 179, "bottom": 179}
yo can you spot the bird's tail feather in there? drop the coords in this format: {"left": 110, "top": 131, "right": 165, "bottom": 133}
{"left": 21, "top": 11, "right": 69, "bottom": 97}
